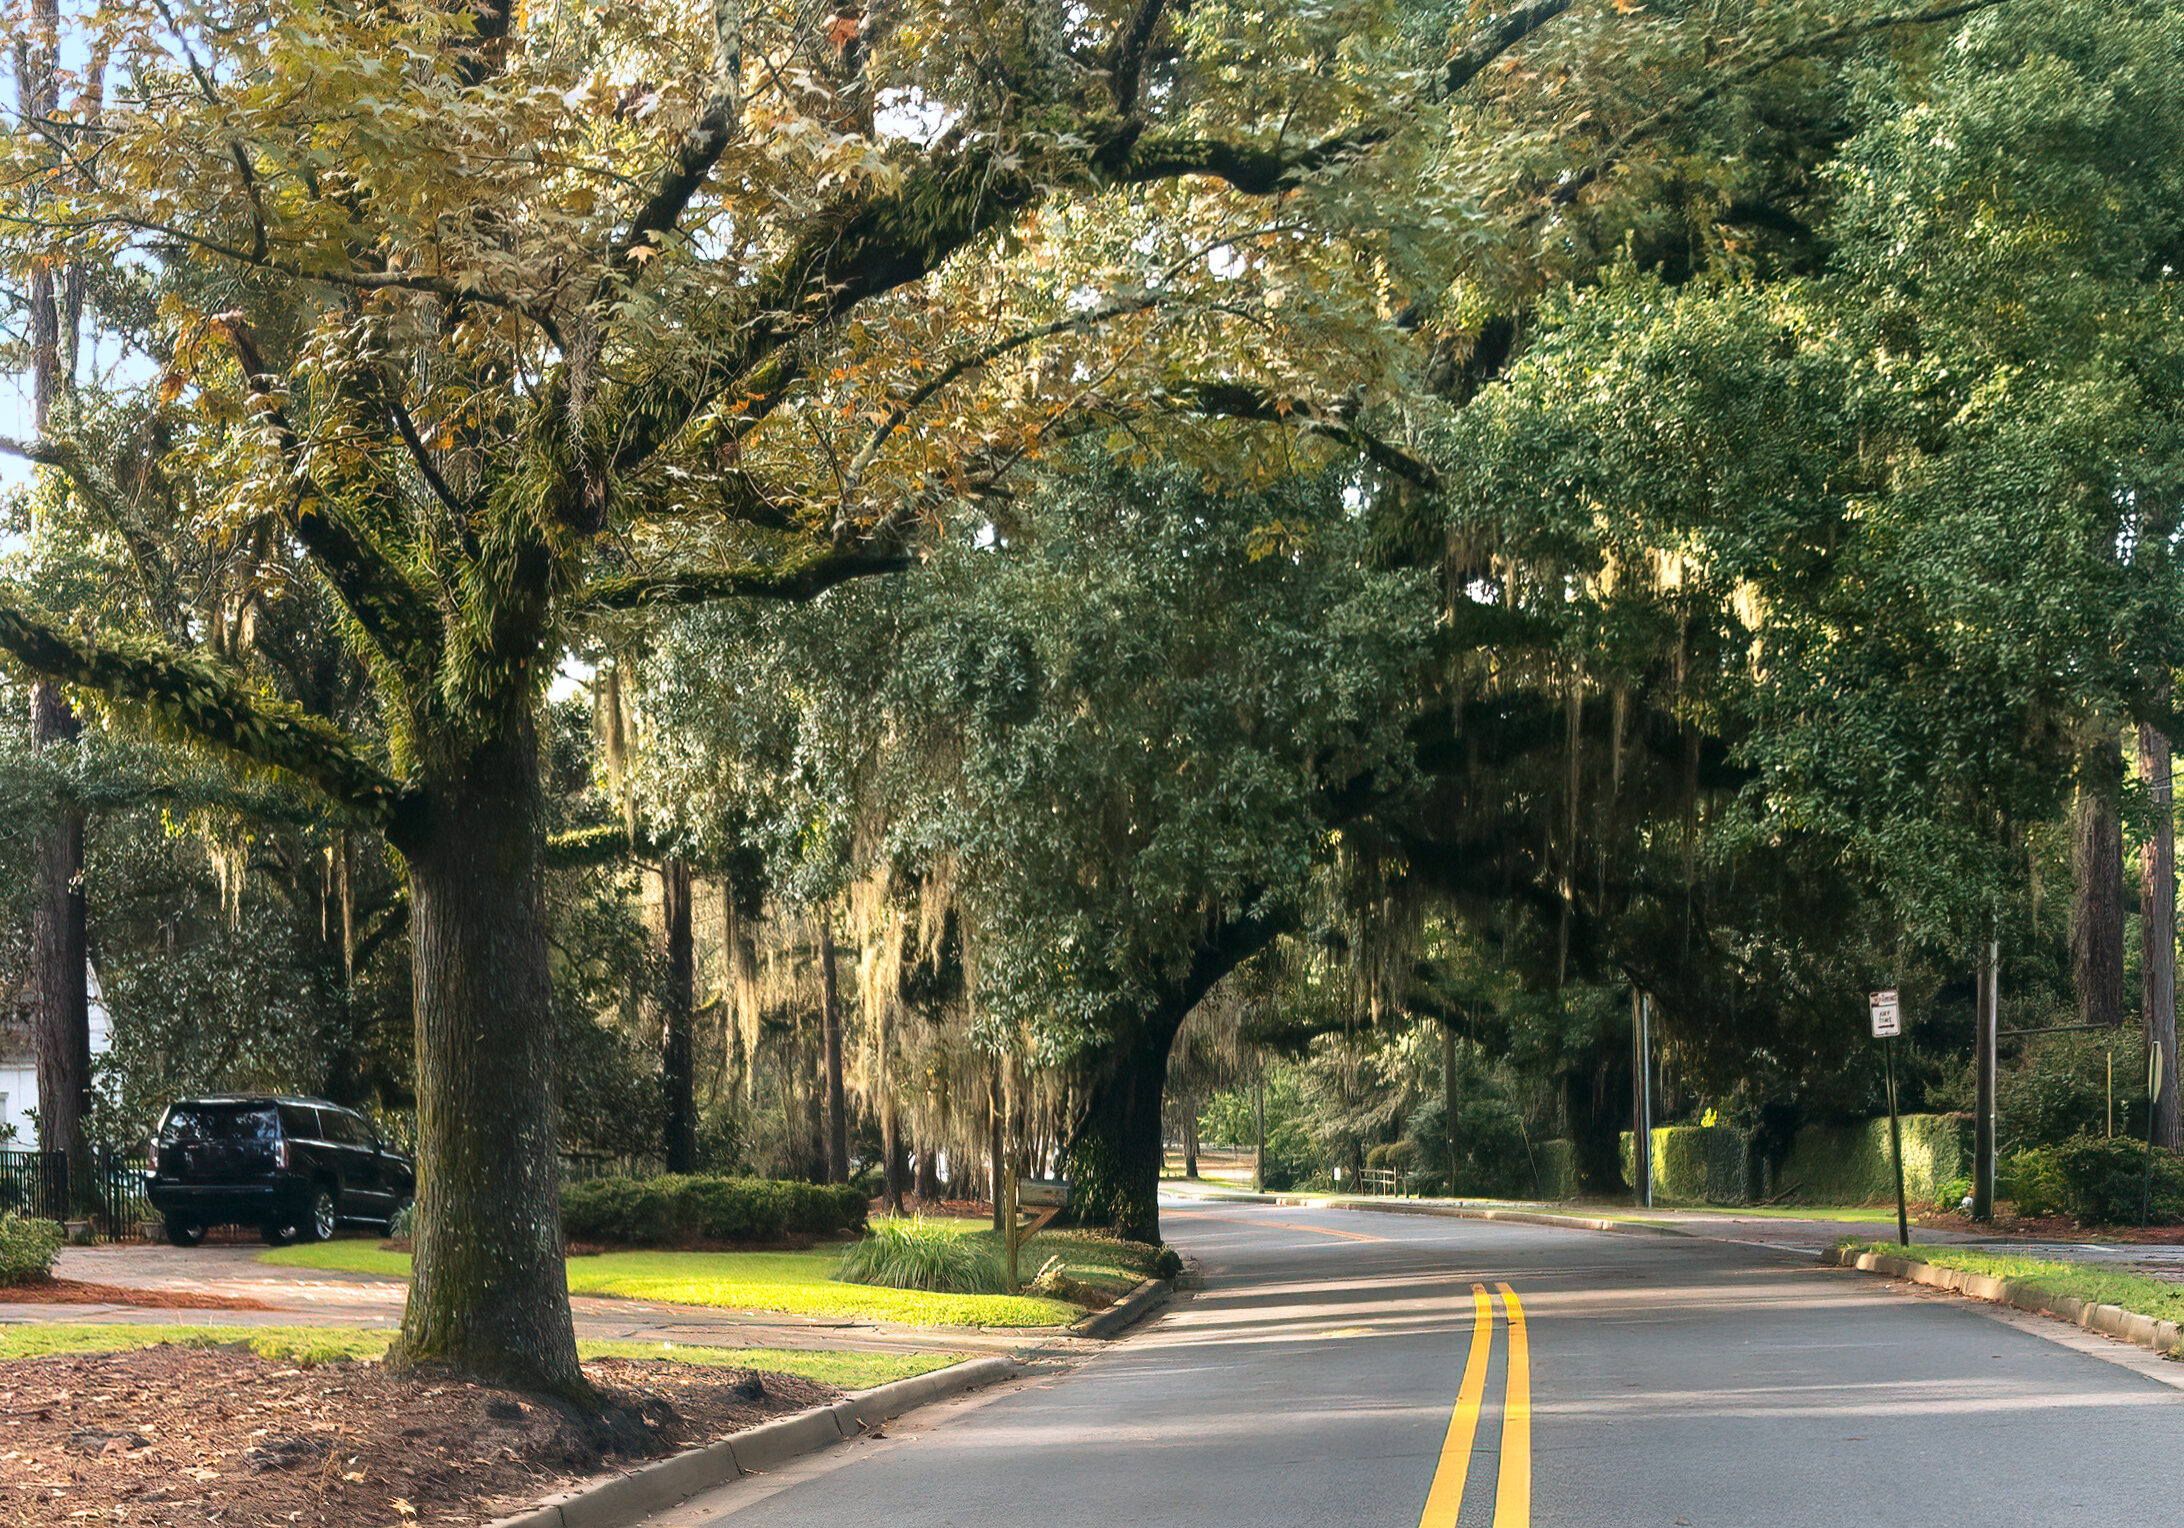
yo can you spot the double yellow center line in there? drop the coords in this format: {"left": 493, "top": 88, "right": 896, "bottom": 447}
{"left": 1416, "top": 1282, "right": 1530, "bottom": 1528}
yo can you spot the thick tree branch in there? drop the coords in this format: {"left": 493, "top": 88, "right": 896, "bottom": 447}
{"left": 1157, "top": 381, "right": 1443, "bottom": 490}
{"left": 608, "top": 0, "right": 745, "bottom": 281}
{"left": 1108, "top": 0, "right": 1167, "bottom": 116}
{"left": 569, "top": 545, "right": 912, "bottom": 612}
{"left": 1545, "top": 0, "right": 2016, "bottom": 213}
{"left": 544, "top": 821, "right": 678, "bottom": 868}
{"left": 0, "top": 598, "right": 409, "bottom": 825}
{"left": 388, "top": 397, "right": 470, "bottom": 522}
{"left": 214, "top": 316, "right": 442, "bottom": 675}
{"left": 839, "top": 292, "right": 1165, "bottom": 507}
{"left": 1440, "top": 0, "right": 1574, "bottom": 97}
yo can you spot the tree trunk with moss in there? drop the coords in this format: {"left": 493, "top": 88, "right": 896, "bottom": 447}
{"left": 2073, "top": 725, "right": 2126, "bottom": 1030}
{"left": 29, "top": 681, "right": 88, "bottom": 1168}
{"left": 390, "top": 716, "right": 584, "bottom": 1398}
{"left": 661, "top": 859, "right": 698, "bottom": 1173}
{"left": 2142, "top": 718, "right": 2180, "bottom": 1151}
{"left": 1065, "top": 1011, "right": 1180, "bottom": 1245}
{"left": 818, "top": 912, "right": 848, "bottom": 1184}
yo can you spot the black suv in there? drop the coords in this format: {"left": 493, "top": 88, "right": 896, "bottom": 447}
{"left": 145, "top": 1096, "right": 415, "bottom": 1247}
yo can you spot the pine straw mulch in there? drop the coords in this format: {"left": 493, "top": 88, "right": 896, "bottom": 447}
{"left": 0, "top": 1345, "right": 835, "bottom": 1527}
{"left": 0, "top": 1279, "right": 274, "bottom": 1311}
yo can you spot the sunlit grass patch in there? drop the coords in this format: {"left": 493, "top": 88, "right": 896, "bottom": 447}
{"left": 262, "top": 1243, "right": 1077, "bottom": 1327}
{"left": 578, "top": 1340, "right": 963, "bottom": 1389}
{"left": 1837, "top": 1239, "right": 2184, "bottom": 1326}
{"left": 0, "top": 1324, "right": 394, "bottom": 1364}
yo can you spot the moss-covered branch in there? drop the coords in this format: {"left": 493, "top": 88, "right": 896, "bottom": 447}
{"left": 570, "top": 547, "right": 912, "bottom": 612}
{"left": 0, "top": 599, "right": 410, "bottom": 827}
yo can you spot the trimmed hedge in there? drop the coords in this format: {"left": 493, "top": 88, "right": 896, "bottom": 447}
{"left": 1620, "top": 1126, "right": 1749, "bottom": 1205}
{"left": 1532, "top": 1139, "right": 1577, "bottom": 1201}
{"left": 1779, "top": 1115, "right": 1968, "bottom": 1206}
{"left": 0, "top": 1214, "right": 62, "bottom": 1286}
{"left": 561, "top": 1175, "right": 867, "bottom": 1248}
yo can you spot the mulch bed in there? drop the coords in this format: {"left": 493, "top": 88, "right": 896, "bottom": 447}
{"left": 0, "top": 1279, "right": 275, "bottom": 1311}
{"left": 1914, "top": 1210, "right": 2184, "bottom": 1243}
{"left": 0, "top": 1345, "right": 835, "bottom": 1527}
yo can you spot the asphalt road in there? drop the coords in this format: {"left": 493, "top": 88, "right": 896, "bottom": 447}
{"left": 642, "top": 1198, "right": 2184, "bottom": 1528}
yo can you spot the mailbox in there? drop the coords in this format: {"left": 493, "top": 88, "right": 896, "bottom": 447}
{"left": 1017, "top": 1178, "right": 1072, "bottom": 1209}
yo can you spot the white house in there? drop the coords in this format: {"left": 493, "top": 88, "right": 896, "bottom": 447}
{"left": 0, "top": 962, "right": 112, "bottom": 1149}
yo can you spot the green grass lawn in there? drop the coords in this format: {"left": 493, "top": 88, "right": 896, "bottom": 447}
{"left": 0, "top": 1323, "right": 961, "bottom": 1386}
{"left": 1837, "top": 1239, "right": 2184, "bottom": 1327}
{"left": 262, "top": 1241, "right": 1077, "bottom": 1327}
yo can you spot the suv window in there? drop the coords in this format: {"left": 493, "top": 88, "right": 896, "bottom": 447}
{"left": 162, "top": 1105, "right": 279, "bottom": 1144}
{"left": 278, "top": 1104, "right": 322, "bottom": 1140}
{"left": 324, "top": 1110, "right": 375, "bottom": 1147}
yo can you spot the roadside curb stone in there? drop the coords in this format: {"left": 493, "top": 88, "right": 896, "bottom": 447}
{"left": 1822, "top": 1245, "right": 2184, "bottom": 1359}
{"left": 1067, "top": 1277, "right": 1171, "bottom": 1339}
{"left": 484, "top": 1354, "right": 1022, "bottom": 1528}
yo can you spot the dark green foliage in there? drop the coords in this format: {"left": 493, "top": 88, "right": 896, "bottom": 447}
{"left": 559, "top": 1175, "right": 867, "bottom": 1248}
{"left": 1409, "top": 1093, "right": 1540, "bottom": 1200}
{"left": 0, "top": 1215, "right": 62, "bottom": 1285}
{"left": 1198, "top": 1066, "right": 1318, "bottom": 1191}
{"left": 2000, "top": 1137, "right": 2184, "bottom": 1226}
{"left": 835, "top": 1218, "right": 1007, "bottom": 1294}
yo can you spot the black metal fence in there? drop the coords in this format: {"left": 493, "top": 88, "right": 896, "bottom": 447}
{"left": 0, "top": 1147, "right": 156, "bottom": 1241}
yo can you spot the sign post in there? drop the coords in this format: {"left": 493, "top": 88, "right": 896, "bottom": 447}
{"left": 1870, "top": 990, "right": 1909, "bottom": 1247}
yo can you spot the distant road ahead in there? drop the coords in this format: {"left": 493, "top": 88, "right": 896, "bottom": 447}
{"left": 643, "top": 1198, "right": 2181, "bottom": 1527}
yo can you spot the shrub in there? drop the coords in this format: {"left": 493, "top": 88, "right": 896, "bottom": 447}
{"left": 835, "top": 1217, "right": 1007, "bottom": 1294}
{"left": 0, "top": 1214, "right": 62, "bottom": 1286}
{"left": 1532, "top": 1140, "right": 1578, "bottom": 1201}
{"left": 1779, "top": 1115, "right": 1969, "bottom": 1205}
{"left": 2002, "top": 1136, "right": 2184, "bottom": 1226}
{"left": 385, "top": 1202, "right": 415, "bottom": 1240}
{"left": 560, "top": 1175, "right": 868, "bottom": 1248}
{"left": 1620, "top": 1125, "right": 1749, "bottom": 1204}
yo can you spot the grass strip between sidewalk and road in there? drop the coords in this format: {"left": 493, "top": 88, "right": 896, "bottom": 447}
{"left": 259, "top": 1241, "right": 1080, "bottom": 1327}
{"left": 0, "top": 1323, "right": 963, "bottom": 1386}
{"left": 1836, "top": 1239, "right": 2184, "bottom": 1328}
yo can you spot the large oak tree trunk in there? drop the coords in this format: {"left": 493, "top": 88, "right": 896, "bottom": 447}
{"left": 2073, "top": 726, "right": 2126, "bottom": 1029}
{"left": 2141, "top": 720, "right": 2180, "bottom": 1150}
{"left": 391, "top": 715, "right": 584, "bottom": 1398}
{"left": 818, "top": 913, "right": 848, "bottom": 1184}
{"left": 1064, "top": 1011, "right": 1179, "bottom": 1246}
{"left": 661, "top": 859, "right": 697, "bottom": 1174}
{"left": 29, "top": 681, "right": 88, "bottom": 1164}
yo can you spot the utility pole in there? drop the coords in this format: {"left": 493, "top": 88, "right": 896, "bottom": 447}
{"left": 1973, "top": 939, "right": 1998, "bottom": 1220}
{"left": 1632, "top": 989, "right": 1653, "bottom": 1208}
{"left": 1443, "top": 1021, "right": 1458, "bottom": 1198}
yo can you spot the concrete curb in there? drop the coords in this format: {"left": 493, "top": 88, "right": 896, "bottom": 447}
{"left": 1823, "top": 1245, "right": 2184, "bottom": 1358}
{"left": 1172, "top": 1188, "right": 1693, "bottom": 1240}
{"left": 485, "top": 1355, "right": 1022, "bottom": 1528}
{"left": 1068, "top": 1277, "right": 1171, "bottom": 1339}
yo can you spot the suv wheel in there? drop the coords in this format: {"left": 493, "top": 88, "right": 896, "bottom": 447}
{"left": 305, "top": 1187, "right": 338, "bottom": 1243}
{"left": 164, "top": 1218, "right": 205, "bottom": 1248}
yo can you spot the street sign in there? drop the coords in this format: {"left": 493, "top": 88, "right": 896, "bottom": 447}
{"left": 1869, "top": 990, "right": 1902, "bottom": 1039}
